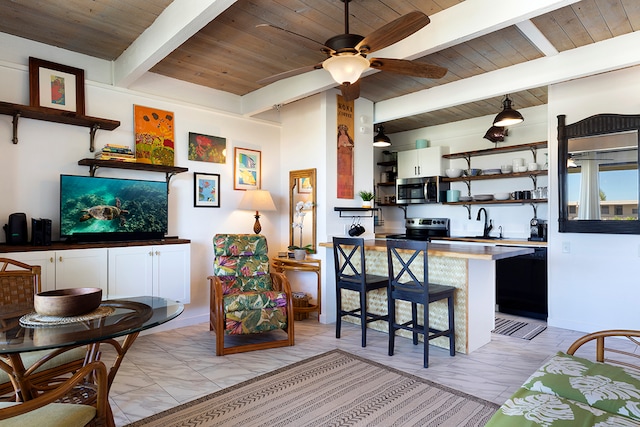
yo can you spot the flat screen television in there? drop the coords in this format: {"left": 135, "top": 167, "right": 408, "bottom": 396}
{"left": 60, "top": 174, "right": 168, "bottom": 242}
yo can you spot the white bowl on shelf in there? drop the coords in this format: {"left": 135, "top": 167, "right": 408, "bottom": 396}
{"left": 445, "top": 168, "right": 463, "bottom": 178}
{"left": 494, "top": 192, "right": 510, "bottom": 201}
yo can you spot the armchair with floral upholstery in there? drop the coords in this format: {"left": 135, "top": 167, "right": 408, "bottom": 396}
{"left": 208, "top": 234, "right": 294, "bottom": 356}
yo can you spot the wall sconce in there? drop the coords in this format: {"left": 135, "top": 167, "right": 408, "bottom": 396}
{"left": 373, "top": 125, "right": 391, "bottom": 147}
{"left": 493, "top": 95, "right": 524, "bottom": 127}
{"left": 238, "top": 189, "right": 276, "bottom": 234}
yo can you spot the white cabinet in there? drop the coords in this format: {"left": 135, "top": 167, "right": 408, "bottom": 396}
{"left": 107, "top": 244, "right": 190, "bottom": 303}
{"left": 397, "top": 146, "right": 449, "bottom": 179}
{"left": 4, "top": 248, "right": 108, "bottom": 293}
{"left": 4, "top": 243, "right": 190, "bottom": 302}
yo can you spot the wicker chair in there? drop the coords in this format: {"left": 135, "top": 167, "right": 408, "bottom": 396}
{"left": 0, "top": 258, "right": 85, "bottom": 400}
{"left": 0, "top": 360, "right": 109, "bottom": 427}
{"left": 208, "top": 234, "right": 294, "bottom": 355}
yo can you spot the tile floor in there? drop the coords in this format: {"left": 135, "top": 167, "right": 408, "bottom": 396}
{"left": 106, "top": 315, "right": 586, "bottom": 426}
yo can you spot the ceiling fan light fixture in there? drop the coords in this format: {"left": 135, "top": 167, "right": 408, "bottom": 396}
{"left": 493, "top": 95, "right": 524, "bottom": 127}
{"left": 323, "top": 54, "right": 369, "bottom": 85}
{"left": 373, "top": 125, "right": 391, "bottom": 147}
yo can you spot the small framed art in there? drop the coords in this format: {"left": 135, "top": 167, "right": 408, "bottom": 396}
{"left": 29, "top": 57, "right": 85, "bottom": 115}
{"left": 194, "top": 172, "right": 221, "bottom": 207}
{"left": 188, "top": 132, "right": 226, "bottom": 163}
{"left": 234, "top": 147, "right": 261, "bottom": 190}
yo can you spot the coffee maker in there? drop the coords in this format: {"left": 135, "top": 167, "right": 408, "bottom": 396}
{"left": 529, "top": 217, "right": 547, "bottom": 241}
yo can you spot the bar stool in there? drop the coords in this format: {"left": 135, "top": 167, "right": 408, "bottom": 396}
{"left": 333, "top": 237, "right": 388, "bottom": 347}
{"left": 386, "top": 239, "right": 456, "bottom": 368}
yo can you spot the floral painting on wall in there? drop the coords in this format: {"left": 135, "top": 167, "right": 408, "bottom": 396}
{"left": 188, "top": 132, "right": 226, "bottom": 163}
{"left": 134, "top": 105, "right": 175, "bottom": 166}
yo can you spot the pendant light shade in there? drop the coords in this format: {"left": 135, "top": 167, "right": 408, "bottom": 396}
{"left": 323, "top": 54, "right": 370, "bottom": 85}
{"left": 373, "top": 125, "right": 391, "bottom": 147}
{"left": 493, "top": 95, "right": 524, "bottom": 127}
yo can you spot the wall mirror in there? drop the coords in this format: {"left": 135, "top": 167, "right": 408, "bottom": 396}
{"left": 289, "top": 168, "right": 317, "bottom": 253}
{"left": 558, "top": 114, "right": 640, "bottom": 234}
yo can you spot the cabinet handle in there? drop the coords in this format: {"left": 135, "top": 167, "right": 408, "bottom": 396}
{"left": 49, "top": 257, "right": 54, "bottom": 263}
{"left": 148, "top": 251, "right": 153, "bottom": 256}
{"left": 155, "top": 251, "right": 160, "bottom": 256}
{"left": 59, "top": 256, "right": 63, "bottom": 262}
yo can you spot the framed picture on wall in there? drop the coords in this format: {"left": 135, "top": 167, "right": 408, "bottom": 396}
{"left": 194, "top": 172, "right": 221, "bottom": 207}
{"left": 188, "top": 132, "right": 226, "bottom": 163}
{"left": 234, "top": 147, "right": 261, "bottom": 190}
{"left": 28, "top": 57, "right": 85, "bottom": 115}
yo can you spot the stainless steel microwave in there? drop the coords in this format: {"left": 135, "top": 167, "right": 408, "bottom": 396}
{"left": 396, "top": 177, "right": 449, "bottom": 204}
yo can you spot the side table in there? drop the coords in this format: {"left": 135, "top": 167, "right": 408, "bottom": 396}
{"left": 271, "top": 257, "right": 321, "bottom": 321}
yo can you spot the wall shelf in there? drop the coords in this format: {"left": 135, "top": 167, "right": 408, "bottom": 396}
{"left": 0, "top": 101, "right": 120, "bottom": 152}
{"left": 334, "top": 207, "right": 378, "bottom": 218}
{"left": 78, "top": 158, "right": 188, "bottom": 188}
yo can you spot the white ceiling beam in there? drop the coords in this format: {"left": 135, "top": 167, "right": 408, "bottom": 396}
{"left": 374, "top": 30, "right": 640, "bottom": 124}
{"left": 113, "top": 0, "right": 237, "bottom": 87}
{"left": 516, "top": 20, "right": 559, "bottom": 56}
{"left": 240, "top": 0, "right": 578, "bottom": 117}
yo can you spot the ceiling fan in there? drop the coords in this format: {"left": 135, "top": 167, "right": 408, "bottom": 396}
{"left": 256, "top": 0, "right": 447, "bottom": 101}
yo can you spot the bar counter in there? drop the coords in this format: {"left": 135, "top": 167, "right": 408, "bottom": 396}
{"left": 320, "top": 239, "right": 533, "bottom": 354}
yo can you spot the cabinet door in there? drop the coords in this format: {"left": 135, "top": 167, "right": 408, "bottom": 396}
{"left": 397, "top": 149, "right": 418, "bottom": 179}
{"left": 416, "top": 146, "right": 448, "bottom": 176}
{"left": 107, "top": 246, "right": 154, "bottom": 299}
{"left": 3, "top": 251, "right": 56, "bottom": 292}
{"left": 55, "top": 248, "right": 108, "bottom": 293}
{"left": 154, "top": 244, "right": 190, "bottom": 304}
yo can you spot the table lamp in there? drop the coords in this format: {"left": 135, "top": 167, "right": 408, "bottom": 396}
{"left": 238, "top": 189, "right": 276, "bottom": 234}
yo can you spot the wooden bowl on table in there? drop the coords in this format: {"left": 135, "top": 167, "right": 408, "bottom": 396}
{"left": 34, "top": 288, "right": 103, "bottom": 317}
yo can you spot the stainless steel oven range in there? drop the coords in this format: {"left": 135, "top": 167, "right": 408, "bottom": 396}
{"left": 386, "top": 218, "right": 450, "bottom": 241}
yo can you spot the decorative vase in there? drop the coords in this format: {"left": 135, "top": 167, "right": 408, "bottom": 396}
{"left": 362, "top": 201, "right": 372, "bottom": 208}
{"left": 294, "top": 249, "right": 307, "bottom": 260}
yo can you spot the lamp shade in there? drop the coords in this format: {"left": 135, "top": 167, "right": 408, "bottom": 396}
{"left": 238, "top": 189, "right": 276, "bottom": 212}
{"left": 493, "top": 96, "right": 524, "bottom": 127}
{"left": 373, "top": 125, "right": 391, "bottom": 147}
{"left": 322, "top": 54, "right": 370, "bottom": 85}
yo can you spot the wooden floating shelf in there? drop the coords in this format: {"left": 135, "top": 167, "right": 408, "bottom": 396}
{"left": 78, "top": 159, "right": 188, "bottom": 189}
{"left": 443, "top": 141, "right": 547, "bottom": 160}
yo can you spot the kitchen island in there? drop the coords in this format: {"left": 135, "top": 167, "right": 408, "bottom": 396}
{"left": 321, "top": 239, "right": 533, "bottom": 354}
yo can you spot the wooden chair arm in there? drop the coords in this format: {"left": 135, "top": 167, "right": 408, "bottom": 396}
{"left": 567, "top": 329, "right": 640, "bottom": 368}
{"left": 0, "top": 360, "right": 108, "bottom": 420}
{"left": 270, "top": 271, "right": 292, "bottom": 295}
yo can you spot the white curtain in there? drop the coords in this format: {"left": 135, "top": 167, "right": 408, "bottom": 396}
{"left": 577, "top": 160, "right": 601, "bottom": 220}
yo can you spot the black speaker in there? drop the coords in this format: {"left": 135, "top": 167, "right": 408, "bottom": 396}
{"left": 32, "top": 218, "right": 52, "bottom": 246}
{"left": 3, "top": 213, "right": 28, "bottom": 245}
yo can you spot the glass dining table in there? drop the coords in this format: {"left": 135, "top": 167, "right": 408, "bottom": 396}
{"left": 0, "top": 295, "right": 183, "bottom": 420}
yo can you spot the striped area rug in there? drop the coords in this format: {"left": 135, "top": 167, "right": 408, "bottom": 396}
{"left": 492, "top": 317, "right": 547, "bottom": 340}
{"left": 125, "top": 349, "right": 498, "bottom": 427}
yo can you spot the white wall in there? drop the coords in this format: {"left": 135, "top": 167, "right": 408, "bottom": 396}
{"left": 0, "top": 50, "right": 281, "bottom": 328}
{"left": 547, "top": 66, "right": 640, "bottom": 332}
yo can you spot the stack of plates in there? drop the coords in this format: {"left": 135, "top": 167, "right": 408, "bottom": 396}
{"left": 473, "top": 194, "right": 493, "bottom": 201}
{"left": 459, "top": 196, "right": 473, "bottom": 202}
{"left": 482, "top": 169, "right": 501, "bottom": 175}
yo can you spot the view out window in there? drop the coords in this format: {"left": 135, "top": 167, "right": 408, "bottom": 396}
{"left": 601, "top": 206, "right": 610, "bottom": 215}
{"left": 615, "top": 205, "right": 623, "bottom": 215}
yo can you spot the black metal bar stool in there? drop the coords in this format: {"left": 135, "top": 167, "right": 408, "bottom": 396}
{"left": 333, "top": 237, "right": 388, "bottom": 347}
{"left": 386, "top": 239, "right": 456, "bottom": 367}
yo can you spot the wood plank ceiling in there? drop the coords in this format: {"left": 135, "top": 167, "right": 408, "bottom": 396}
{"left": 0, "top": 0, "right": 639, "bottom": 134}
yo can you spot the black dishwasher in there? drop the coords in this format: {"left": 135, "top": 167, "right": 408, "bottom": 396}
{"left": 496, "top": 247, "right": 547, "bottom": 320}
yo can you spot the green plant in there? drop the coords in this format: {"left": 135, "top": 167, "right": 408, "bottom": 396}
{"left": 358, "top": 190, "right": 374, "bottom": 201}
{"left": 288, "top": 244, "right": 313, "bottom": 253}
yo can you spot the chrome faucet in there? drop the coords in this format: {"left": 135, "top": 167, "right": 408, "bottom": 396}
{"left": 476, "top": 208, "right": 492, "bottom": 238}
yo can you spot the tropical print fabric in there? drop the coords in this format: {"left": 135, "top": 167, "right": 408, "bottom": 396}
{"left": 486, "top": 352, "right": 640, "bottom": 426}
{"left": 212, "top": 234, "right": 289, "bottom": 336}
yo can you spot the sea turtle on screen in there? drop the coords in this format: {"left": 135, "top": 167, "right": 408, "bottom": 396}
{"left": 79, "top": 197, "right": 129, "bottom": 226}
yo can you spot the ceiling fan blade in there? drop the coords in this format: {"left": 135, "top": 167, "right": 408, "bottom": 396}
{"left": 256, "top": 24, "right": 332, "bottom": 54}
{"left": 369, "top": 58, "right": 447, "bottom": 79}
{"left": 257, "top": 63, "right": 323, "bottom": 85}
{"left": 340, "top": 81, "right": 360, "bottom": 102}
{"left": 355, "top": 11, "right": 430, "bottom": 54}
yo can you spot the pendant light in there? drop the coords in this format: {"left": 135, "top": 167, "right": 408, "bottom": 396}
{"left": 373, "top": 125, "right": 391, "bottom": 147}
{"left": 493, "top": 95, "right": 524, "bottom": 127}
{"left": 323, "top": 54, "right": 370, "bottom": 85}
{"left": 483, "top": 126, "right": 508, "bottom": 143}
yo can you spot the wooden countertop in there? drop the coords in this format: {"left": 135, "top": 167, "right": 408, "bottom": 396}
{"left": 438, "top": 236, "right": 547, "bottom": 247}
{"left": 320, "top": 239, "right": 534, "bottom": 261}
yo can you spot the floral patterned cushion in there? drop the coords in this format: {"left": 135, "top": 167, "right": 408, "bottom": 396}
{"left": 223, "top": 291, "right": 288, "bottom": 312}
{"left": 522, "top": 352, "right": 640, "bottom": 422}
{"left": 224, "top": 308, "right": 288, "bottom": 335}
{"left": 213, "top": 234, "right": 268, "bottom": 257}
{"left": 486, "top": 387, "right": 640, "bottom": 427}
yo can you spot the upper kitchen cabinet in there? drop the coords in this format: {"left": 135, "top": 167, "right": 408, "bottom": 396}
{"left": 397, "top": 146, "right": 449, "bottom": 179}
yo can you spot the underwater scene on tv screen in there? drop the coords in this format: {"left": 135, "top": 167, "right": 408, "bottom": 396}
{"left": 60, "top": 175, "right": 168, "bottom": 238}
